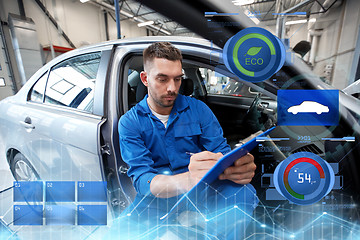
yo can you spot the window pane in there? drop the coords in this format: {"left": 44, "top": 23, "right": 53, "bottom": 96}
{"left": 200, "top": 68, "right": 229, "bottom": 94}
{"left": 200, "top": 67, "right": 268, "bottom": 98}
{"left": 44, "top": 53, "right": 101, "bottom": 113}
{"left": 30, "top": 72, "right": 48, "bottom": 103}
{"left": 200, "top": 68, "right": 249, "bottom": 96}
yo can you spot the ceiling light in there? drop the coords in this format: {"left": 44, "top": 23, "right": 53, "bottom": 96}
{"left": 285, "top": 18, "right": 316, "bottom": 25}
{"left": 251, "top": 17, "right": 260, "bottom": 25}
{"left": 80, "top": 0, "right": 89, "bottom": 3}
{"left": 162, "top": 29, "right": 171, "bottom": 35}
{"left": 137, "top": 21, "right": 154, "bottom": 27}
{"left": 0, "top": 78, "right": 5, "bottom": 87}
{"left": 232, "top": 0, "right": 255, "bottom": 6}
{"left": 120, "top": 10, "right": 133, "bottom": 18}
{"left": 285, "top": 19, "right": 307, "bottom": 25}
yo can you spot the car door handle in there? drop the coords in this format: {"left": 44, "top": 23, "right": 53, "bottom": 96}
{"left": 20, "top": 117, "right": 35, "bottom": 129}
{"left": 260, "top": 102, "right": 269, "bottom": 108}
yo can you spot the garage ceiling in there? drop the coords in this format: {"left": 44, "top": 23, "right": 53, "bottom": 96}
{"left": 88, "top": 0, "right": 340, "bottom": 36}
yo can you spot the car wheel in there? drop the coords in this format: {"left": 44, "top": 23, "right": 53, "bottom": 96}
{"left": 10, "top": 152, "right": 40, "bottom": 181}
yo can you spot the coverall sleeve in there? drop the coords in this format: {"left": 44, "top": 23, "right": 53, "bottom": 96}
{"left": 118, "top": 113, "right": 158, "bottom": 196}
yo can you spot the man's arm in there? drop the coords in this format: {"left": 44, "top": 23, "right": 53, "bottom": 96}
{"left": 150, "top": 151, "right": 220, "bottom": 198}
{"left": 120, "top": 99, "right": 256, "bottom": 198}
{"left": 119, "top": 113, "right": 159, "bottom": 196}
{"left": 149, "top": 172, "right": 191, "bottom": 198}
{"left": 150, "top": 151, "right": 256, "bottom": 198}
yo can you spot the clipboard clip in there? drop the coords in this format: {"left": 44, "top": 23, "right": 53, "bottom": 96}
{"left": 235, "top": 130, "right": 265, "bottom": 148}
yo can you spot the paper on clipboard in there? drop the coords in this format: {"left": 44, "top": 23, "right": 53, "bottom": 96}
{"left": 160, "top": 126, "right": 276, "bottom": 220}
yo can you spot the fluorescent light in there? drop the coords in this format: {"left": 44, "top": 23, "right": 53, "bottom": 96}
{"left": 137, "top": 21, "right": 154, "bottom": 27}
{"left": 161, "top": 29, "right": 171, "bottom": 35}
{"left": 285, "top": 18, "right": 317, "bottom": 25}
{"left": 0, "top": 78, "right": 5, "bottom": 87}
{"left": 251, "top": 17, "right": 260, "bottom": 24}
{"left": 232, "top": 0, "right": 255, "bottom": 6}
{"left": 80, "top": 0, "right": 89, "bottom": 3}
{"left": 285, "top": 19, "right": 307, "bottom": 25}
{"left": 120, "top": 10, "right": 133, "bottom": 18}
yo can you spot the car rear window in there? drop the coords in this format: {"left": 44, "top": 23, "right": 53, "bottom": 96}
{"left": 43, "top": 52, "right": 101, "bottom": 113}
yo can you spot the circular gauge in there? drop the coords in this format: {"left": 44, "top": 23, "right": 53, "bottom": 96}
{"left": 273, "top": 152, "right": 335, "bottom": 205}
{"left": 222, "top": 27, "right": 286, "bottom": 83}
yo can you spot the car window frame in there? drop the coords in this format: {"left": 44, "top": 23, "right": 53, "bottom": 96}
{"left": 25, "top": 48, "right": 113, "bottom": 118}
{"left": 28, "top": 71, "right": 49, "bottom": 103}
{"left": 43, "top": 51, "right": 102, "bottom": 114}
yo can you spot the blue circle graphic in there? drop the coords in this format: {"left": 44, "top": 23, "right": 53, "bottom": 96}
{"left": 287, "top": 162, "right": 321, "bottom": 195}
{"left": 273, "top": 152, "right": 335, "bottom": 205}
{"left": 223, "top": 27, "right": 286, "bottom": 82}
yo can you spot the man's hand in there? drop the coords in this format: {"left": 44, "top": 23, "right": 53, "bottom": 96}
{"left": 219, "top": 153, "right": 256, "bottom": 184}
{"left": 150, "top": 151, "right": 223, "bottom": 198}
{"left": 187, "top": 151, "right": 223, "bottom": 190}
{"left": 186, "top": 151, "right": 256, "bottom": 193}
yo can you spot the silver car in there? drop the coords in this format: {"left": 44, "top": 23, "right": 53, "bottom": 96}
{"left": 1, "top": 36, "right": 360, "bottom": 239}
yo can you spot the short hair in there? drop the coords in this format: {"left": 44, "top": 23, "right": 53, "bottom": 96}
{"left": 143, "top": 42, "right": 182, "bottom": 70}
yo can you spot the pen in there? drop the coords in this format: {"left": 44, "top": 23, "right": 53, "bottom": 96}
{"left": 186, "top": 152, "right": 195, "bottom": 156}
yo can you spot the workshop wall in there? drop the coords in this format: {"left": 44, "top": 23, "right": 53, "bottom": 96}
{"left": 0, "top": 0, "right": 147, "bottom": 49}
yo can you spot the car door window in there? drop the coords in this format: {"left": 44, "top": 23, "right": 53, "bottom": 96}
{"left": 200, "top": 67, "right": 272, "bottom": 99}
{"left": 200, "top": 68, "right": 232, "bottom": 94}
{"left": 44, "top": 52, "right": 101, "bottom": 113}
{"left": 29, "top": 72, "right": 48, "bottom": 103}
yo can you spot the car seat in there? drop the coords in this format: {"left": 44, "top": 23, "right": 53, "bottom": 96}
{"left": 179, "top": 78, "right": 194, "bottom": 96}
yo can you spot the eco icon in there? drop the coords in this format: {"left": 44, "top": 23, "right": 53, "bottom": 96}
{"left": 222, "top": 27, "right": 286, "bottom": 82}
{"left": 244, "top": 47, "right": 262, "bottom": 56}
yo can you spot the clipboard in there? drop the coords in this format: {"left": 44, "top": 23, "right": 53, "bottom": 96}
{"left": 160, "top": 126, "right": 275, "bottom": 220}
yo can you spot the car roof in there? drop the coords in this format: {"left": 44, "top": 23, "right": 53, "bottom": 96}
{"left": 74, "top": 36, "right": 219, "bottom": 54}
{"left": 41, "top": 36, "right": 221, "bottom": 75}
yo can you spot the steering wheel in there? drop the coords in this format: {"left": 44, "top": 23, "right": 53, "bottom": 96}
{"left": 243, "top": 93, "right": 264, "bottom": 133}
{"left": 246, "top": 93, "right": 261, "bottom": 116}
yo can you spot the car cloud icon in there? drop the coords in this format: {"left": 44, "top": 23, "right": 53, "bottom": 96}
{"left": 287, "top": 101, "right": 329, "bottom": 115}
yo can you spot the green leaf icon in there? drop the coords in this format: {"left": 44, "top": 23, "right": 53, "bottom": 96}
{"left": 244, "top": 47, "right": 262, "bottom": 56}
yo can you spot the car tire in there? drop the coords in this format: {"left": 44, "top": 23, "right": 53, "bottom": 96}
{"left": 10, "top": 152, "right": 40, "bottom": 181}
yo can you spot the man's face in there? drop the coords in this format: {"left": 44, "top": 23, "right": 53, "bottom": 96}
{"left": 141, "top": 58, "right": 183, "bottom": 114}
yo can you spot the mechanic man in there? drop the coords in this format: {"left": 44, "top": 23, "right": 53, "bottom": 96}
{"left": 117, "top": 42, "right": 258, "bottom": 239}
